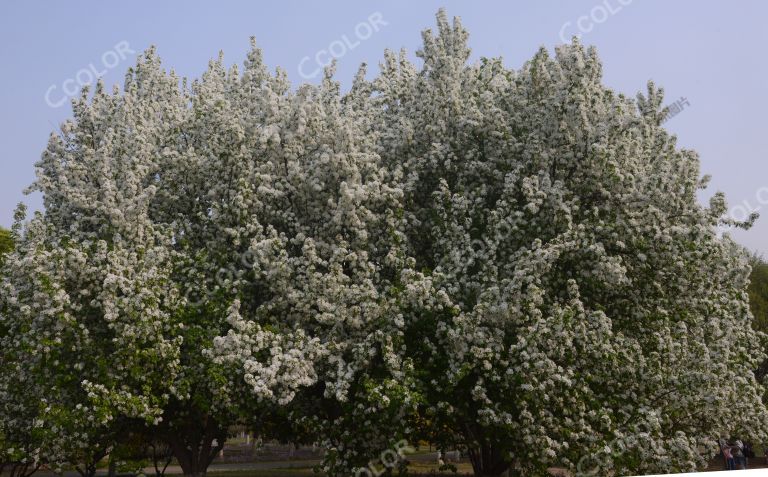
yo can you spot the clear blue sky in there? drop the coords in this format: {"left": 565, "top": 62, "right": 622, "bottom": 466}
{"left": 1, "top": 1, "right": 767, "bottom": 254}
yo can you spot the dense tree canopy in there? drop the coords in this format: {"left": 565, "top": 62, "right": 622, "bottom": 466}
{"left": 1, "top": 10, "right": 766, "bottom": 477}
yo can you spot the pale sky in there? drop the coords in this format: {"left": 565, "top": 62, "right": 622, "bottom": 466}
{"left": 1, "top": 1, "right": 766, "bottom": 254}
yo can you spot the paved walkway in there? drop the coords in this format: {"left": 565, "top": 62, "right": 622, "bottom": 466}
{"left": 34, "top": 459, "right": 322, "bottom": 477}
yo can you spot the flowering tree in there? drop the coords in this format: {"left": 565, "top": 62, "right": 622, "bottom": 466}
{"left": 0, "top": 59, "right": 187, "bottom": 469}
{"left": 188, "top": 49, "right": 421, "bottom": 475}
{"left": 1, "top": 40, "right": 418, "bottom": 476}
{"left": 1, "top": 9, "right": 766, "bottom": 477}
{"left": 360, "top": 11, "right": 768, "bottom": 476}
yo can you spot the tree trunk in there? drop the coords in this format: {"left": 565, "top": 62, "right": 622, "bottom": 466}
{"left": 75, "top": 462, "right": 98, "bottom": 477}
{"left": 164, "top": 417, "right": 227, "bottom": 477}
{"left": 10, "top": 462, "right": 39, "bottom": 477}
{"left": 149, "top": 442, "right": 172, "bottom": 477}
{"left": 466, "top": 442, "right": 512, "bottom": 477}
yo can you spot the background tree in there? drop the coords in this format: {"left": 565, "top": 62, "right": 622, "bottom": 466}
{"left": 747, "top": 253, "right": 768, "bottom": 385}
{"left": 749, "top": 254, "right": 768, "bottom": 331}
{"left": 0, "top": 227, "right": 12, "bottom": 263}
